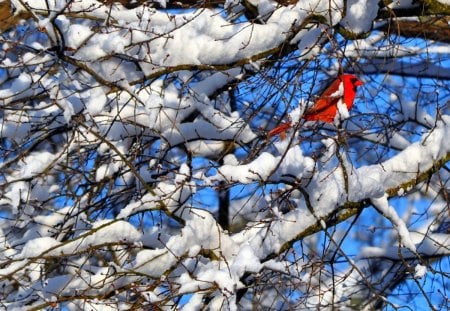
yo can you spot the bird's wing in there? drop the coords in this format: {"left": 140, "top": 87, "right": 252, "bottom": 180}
{"left": 320, "top": 77, "right": 344, "bottom": 99}
{"left": 305, "top": 78, "right": 343, "bottom": 115}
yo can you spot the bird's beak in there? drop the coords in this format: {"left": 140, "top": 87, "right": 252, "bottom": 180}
{"left": 355, "top": 79, "right": 364, "bottom": 86}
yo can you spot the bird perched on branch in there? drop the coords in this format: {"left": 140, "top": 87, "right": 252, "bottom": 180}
{"left": 267, "top": 74, "right": 363, "bottom": 139}
{"left": 303, "top": 74, "right": 363, "bottom": 123}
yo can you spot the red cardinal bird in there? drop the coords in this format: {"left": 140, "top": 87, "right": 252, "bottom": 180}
{"left": 267, "top": 74, "right": 363, "bottom": 139}
{"left": 304, "top": 74, "right": 363, "bottom": 123}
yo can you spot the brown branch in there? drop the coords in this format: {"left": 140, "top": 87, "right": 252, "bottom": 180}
{"left": 378, "top": 16, "right": 450, "bottom": 44}
{"left": 269, "top": 152, "right": 450, "bottom": 261}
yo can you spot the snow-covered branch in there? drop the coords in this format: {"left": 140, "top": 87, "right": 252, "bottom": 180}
{"left": 1, "top": 0, "right": 449, "bottom": 309}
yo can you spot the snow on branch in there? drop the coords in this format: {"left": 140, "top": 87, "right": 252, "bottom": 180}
{"left": 1, "top": 0, "right": 449, "bottom": 309}
{"left": 227, "top": 117, "right": 450, "bottom": 260}
{"left": 6, "top": 0, "right": 380, "bottom": 85}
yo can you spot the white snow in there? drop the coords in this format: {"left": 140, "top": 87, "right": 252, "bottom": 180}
{"left": 335, "top": 99, "right": 350, "bottom": 124}
{"left": 231, "top": 245, "right": 262, "bottom": 275}
{"left": 214, "top": 142, "right": 314, "bottom": 184}
{"left": 75, "top": 31, "right": 130, "bottom": 61}
{"left": 83, "top": 87, "right": 108, "bottom": 115}
{"left": 340, "top": 0, "right": 378, "bottom": 33}
{"left": 417, "top": 233, "right": 450, "bottom": 256}
{"left": 19, "top": 237, "right": 61, "bottom": 258}
{"left": 360, "top": 232, "right": 450, "bottom": 259}
{"left": 414, "top": 264, "right": 427, "bottom": 279}
{"left": 229, "top": 117, "right": 450, "bottom": 259}
{"left": 371, "top": 195, "right": 416, "bottom": 252}
{"left": 117, "top": 193, "right": 157, "bottom": 219}
{"left": 15, "top": 151, "right": 57, "bottom": 179}
{"left": 436, "top": 0, "right": 450, "bottom": 5}
{"left": 0, "top": 112, "right": 31, "bottom": 143}
{"left": 95, "top": 162, "right": 121, "bottom": 182}
{"left": 6, "top": 0, "right": 350, "bottom": 77}
{"left": 65, "top": 23, "right": 93, "bottom": 49}
{"left": 295, "top": 27, "right": 324, "bottom": 60}
{"left": 1, "top": 0, "right": 449, "bottom": 309}
{"left": 216, "top": 152, "right": 278, "bottom": 183}
{"left": 53, "top": 220, "right": 142, "bottom": 256}
{"left": 0, "top": 73, "right": 32, "bottom": 99}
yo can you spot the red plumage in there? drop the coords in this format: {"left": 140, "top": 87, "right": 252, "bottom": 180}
{"left": 267, "top": 121, "right": 291, "bottom": 140}
{"left": 303, "top": 74, "right": 363, "bottom": 123}
{"left": 267, "top": 74, "right": 363, "bottom": 140}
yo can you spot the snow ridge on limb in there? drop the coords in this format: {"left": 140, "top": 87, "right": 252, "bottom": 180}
{"left": 7, "top": 0, "right": 377, "bottom": 83}
{"left": 224, "top": 117, "right": 450, "bottom": 259}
